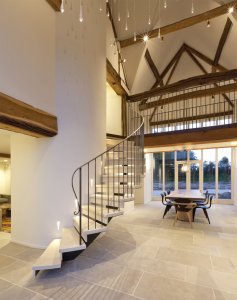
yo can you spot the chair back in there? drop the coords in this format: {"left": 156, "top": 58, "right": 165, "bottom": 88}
{"left": 174, "top": 198, "right": 196, "bottom": 212}
{"left": 207, "top": 195, "right": 213, "bottom": 208}
{"left": 161, "top": 193, "right": 165, "bottom": 205}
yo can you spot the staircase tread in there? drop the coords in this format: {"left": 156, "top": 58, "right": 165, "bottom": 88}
{"left": 32, "top": 239, "right": 62, "bottom": 271}
{"left": 73, "top": 215, "right": 107, "bottom": 234}
{"left": 59, "top": 227, "right": 86, "bottom": 253}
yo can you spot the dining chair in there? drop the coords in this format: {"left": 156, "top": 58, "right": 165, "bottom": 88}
{"left": 193, "top": 190, "right": 209, "bottom": 205}
{"left": 173, "top": 198, "right": 197, "bottom": 228}
{"left": 161, "top": 193, "right": 174, "bottom": 218}
{"left": 193, "top": 195, "right": 213, "bottom": 224}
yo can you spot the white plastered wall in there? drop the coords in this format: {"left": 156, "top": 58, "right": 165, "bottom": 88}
{"left": 0, "top": 162, "right": 11, "bottom": 195}
{"left": 1, "top": 0, "right": 106, "bottom": 248}
{"left": 106, "top": 84, "right": 122, "bottom": 135}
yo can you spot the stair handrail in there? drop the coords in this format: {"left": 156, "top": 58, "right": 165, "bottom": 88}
{"left": 71, "top": 107, "right": 144, "bottom": 244}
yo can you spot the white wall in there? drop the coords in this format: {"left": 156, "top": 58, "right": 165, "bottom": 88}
{"left": 1, "top": 0, "right": 106, "bottom": 248}
{"left": 106, "top": 84, "right": 122, "bottom": 135}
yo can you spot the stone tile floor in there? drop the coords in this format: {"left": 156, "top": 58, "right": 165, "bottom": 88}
{"left": 1, "top": 202, "right": 237, "bottom": 299}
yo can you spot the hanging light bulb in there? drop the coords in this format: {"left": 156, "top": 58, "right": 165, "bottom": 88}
{"left": 164, "top": 0, "right": 167, "bottom": 9}
{"left": 143, "top": 34, "right": 149, "bottom": 42}
{"left": 148, "top": 0, "right": 151, "bottom": 25}
{"left": 99, "top": 0, "right": 103, "bottom": 12}
{"left": 191, "top": 0, "right": 194, "bottom": 14}
{"left": 79, "top": 0, "right": 83, "bottom": 22}
{"left": 125, "top": 19, "right": 128, "bottom": 31}
{"left": 134, "top": 32, "right": 137, "bottom": 42}
{"left": 118, "top": 12, "right": 121, "bottom": 22}
{"left": 60, "top": 0, "right": 65, "bottom": 13}
{"left": 206, "top": 20, "right": 211, "bottom": 28}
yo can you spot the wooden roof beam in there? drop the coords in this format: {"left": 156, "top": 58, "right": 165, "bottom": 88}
{"left": 128, "top": 68, "right": 237, "bottom": 103}
{"left": 120, "top": 1, "right": 237, "bottom": 48}
{"left": 185, "top": 47, "right": 233, "bottom": 108}
{"left": 145, "top": 49, "right": 164, "bottom": 87}
{"left": 213, "top": 17, "right": 232, "bottom": 66}
{"left": 0, "top": 92, "right": 58, "bottom": 137}
{"left": 184, "top": 43, "right": 227, "bottom": 72}
{"left": 45, "top": 0, "right": 61, "bottom": 11}
{"left": 106, "top": 59, "right": 128, "bottom": 96}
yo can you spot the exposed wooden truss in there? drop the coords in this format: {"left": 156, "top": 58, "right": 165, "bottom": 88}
{"left": 128, "top": 69, "right": 237, "bottom": 103}
{"left": 213, "top": 17, "right": 232, "bottom": 67}
{"left": 0, "top": 153, "right": 10, "bottom": 158}
{"left": 107, "top": 59, "right": 128, "bottom": 96}
{"left": 144, "top": 124, "right": 237, "bottom": 148}
{"left": 120, "top": 1, "right": 236, "bottom": 48}
{"left": 145, "top": 50, "right": 164, "bottom": 87}
{"left": 45, "top": 0, "right": 61, "bottom": 11}
{"left": 140, "top": 82, "right": 237, "bottom": 111}
{"left": 185, "top": 46, "right": 234, "bottom": 108}
{"left": 150, "top": 110, "right": 233, "bottom": 126}
{"left": 106, "top": 2, "right": 129, "bottom": 89}
{"left": 149, "top": 48, "right": 184, "bottom": 121}
{"left": 0, "top": 92, "right": 58, "bottom": 137}
{"left": 184, "top": 43, "right": 227, "bottom": 72}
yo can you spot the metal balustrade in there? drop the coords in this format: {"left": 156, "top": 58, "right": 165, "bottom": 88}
{"left": 71, "top": 107, "right": 144, "bottom": 244}
{"left": 128, "top": 78, "right": 237, "bottom": 134}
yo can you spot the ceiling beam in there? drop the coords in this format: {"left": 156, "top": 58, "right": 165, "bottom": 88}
{"left": 185, "top": 47, "right": 233, "bottom": 107}
{"left": 0, "top": 92, "right": 58, "bottom": 137}
{"left": 184, "top": 43, "right": 227, "bottom": 72}
{"left": 150, "top": 110, "right": 233, "bottom": 126}
{"left": 139, "top": 82, "right": 237, "bottom": 111}
{"left": 120, "top": 1, "right": 236, "bottom": 48}
{"left": 144, "top": 123, "right": 237, "bottom": 148}
{"left": 0, "top": 153, "right": 10, "bottom": 158}
{"left": 107, "top": 59, "right": 128, "bottom": 96}
{"left": 149, "top": 49, "right": 183, "bottom": 122}
{"left": 45, "top": 0, "right": 61, "bottom": 11}
{"left": 213, "top": 17, "right": 232, "bottom": 66}
{"left": 107, "top": 2, "right": 129, "bottom": 89}
{"left": 128, "top": 68, "right": 237, "bottom": 103}
{"left": 145, "top": 49, "right": 164, "bottom": 86}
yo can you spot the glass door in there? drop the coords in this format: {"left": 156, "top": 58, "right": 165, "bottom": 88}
{"left": 177, "top": 163, "right": 187, "bottom": 190}
{"left": 175, "top": 161, "right": 202, "bottom": 191}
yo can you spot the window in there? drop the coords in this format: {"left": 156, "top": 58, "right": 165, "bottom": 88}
{"left": 203, "top": 149, "right": 216, "bottom": 195}
{"left": 218, "top": 148, "right": 231, "bottom": 199}
{"left": 153, "top": 153, "right": 163, "bottom": 196}
{"left": 177, "top": 150, "right": 187, "bottom": 161}
{"left": 165, "top": 152, "right": 175, "bottom": 192}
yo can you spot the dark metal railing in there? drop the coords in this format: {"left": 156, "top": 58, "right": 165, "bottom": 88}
{"left": 71, "top": 107, "right": 144, "bottom": 244}
{"left": 129, "top": 79, "right": 237, "bottom": 134}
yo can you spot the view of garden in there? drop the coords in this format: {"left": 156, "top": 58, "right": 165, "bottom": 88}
{"left": 153, "top": 148, "right": 231, "bottom": 199}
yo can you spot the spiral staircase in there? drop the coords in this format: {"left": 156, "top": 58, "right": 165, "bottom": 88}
{"left": 32, "top": 108, "right": 144, "bottom": 276}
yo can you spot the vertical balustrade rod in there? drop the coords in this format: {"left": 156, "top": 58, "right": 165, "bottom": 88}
{"left": 79, "top": 168, "right": 82, "bottom": 244}
{"left": 95, "top": 158, "right": 97, "bottom": 228}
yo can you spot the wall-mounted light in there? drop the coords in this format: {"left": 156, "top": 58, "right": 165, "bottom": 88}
{"left": 57, "top": 221, "right": 60, "bottom": 231}
{"left": 60, "top": 0, "right": 64, "bottom": 13}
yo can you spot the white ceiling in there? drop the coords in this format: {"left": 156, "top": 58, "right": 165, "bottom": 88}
{"left": 108, "top": 0, "right": 237, "bottom": 92}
